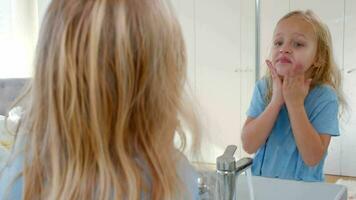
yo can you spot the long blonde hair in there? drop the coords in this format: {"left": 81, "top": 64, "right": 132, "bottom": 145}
{"left": 13, "top": 0, "right": 200, "bottom": 199}
{"left": 265, "top": 10, "right": 346, "bottom": 110}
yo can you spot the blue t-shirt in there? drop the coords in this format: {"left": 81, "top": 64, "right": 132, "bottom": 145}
{"left": 247, "top": 79, "right": 339, "bottom": 182}
{"left": 0, "top": 148, "right": 199, "bottom": 200}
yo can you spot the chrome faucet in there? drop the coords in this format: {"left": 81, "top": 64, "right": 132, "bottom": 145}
{"left": 216, "top": 145, "right": 253, "bottom": 200}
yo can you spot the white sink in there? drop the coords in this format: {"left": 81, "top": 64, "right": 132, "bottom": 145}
{"left": 198, "top": 171, "right": 347, "bottom": 200}
{"left": 236, "top": 175, "right": 347, "bottom": 200}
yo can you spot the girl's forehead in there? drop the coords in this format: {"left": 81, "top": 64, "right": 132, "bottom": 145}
{"left": 274, "top": 16, "right": 316, "bottom": 39}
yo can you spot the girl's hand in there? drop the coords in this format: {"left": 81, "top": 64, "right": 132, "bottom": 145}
{"left": 266, "top": 60, "right": 284, "bottom": 107}
{"left": 282, "top": 63, "right": 312, "bottom": 108}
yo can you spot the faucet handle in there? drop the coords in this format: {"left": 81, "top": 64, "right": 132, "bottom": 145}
{"left": 222, "top": 145, "right": 237, "bottom": 157}
{"left": 216, "top": 145, "right": 237, "bottom": 171}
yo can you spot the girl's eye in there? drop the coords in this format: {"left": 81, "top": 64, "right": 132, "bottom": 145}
{"left": 293, "top": 42, "right": 305, "bottom": 47}
{"left": 274, "top": 41, "right": 282, "bottom": 46}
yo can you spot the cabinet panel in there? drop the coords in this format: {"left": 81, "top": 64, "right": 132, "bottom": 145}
{"left": 195, "top": 0, "right": 241, "bottom": 71}
{"left": 172, "top": 0, "right": 196, "bottom": 88}
{"left": 340, "top": 68, "right": 356, "bottom": 176}
{"left": 344, "top": 0, "right": 356, "bottom": 67}
{"left": 324, "top": 138, "right": 341, "bottom": 175}
{"left": 196, "top": 66, "right": 254, "bottom": 162}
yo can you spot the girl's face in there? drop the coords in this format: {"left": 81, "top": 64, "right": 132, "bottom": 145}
{"left": 271, "top": 16, "right": 318, "bottom": 77}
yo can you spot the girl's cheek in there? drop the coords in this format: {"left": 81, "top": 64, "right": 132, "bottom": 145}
{"left": 294, "top": 62, "right": 306, "bottom": 73}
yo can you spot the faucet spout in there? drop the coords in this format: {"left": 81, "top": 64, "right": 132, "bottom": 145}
{"left": 236, "top": 157, "right": 253, "bottom": 174}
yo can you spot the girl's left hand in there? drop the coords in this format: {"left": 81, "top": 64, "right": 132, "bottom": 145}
{"left": 282, "top": 64, "right": 312, "bottom": 108}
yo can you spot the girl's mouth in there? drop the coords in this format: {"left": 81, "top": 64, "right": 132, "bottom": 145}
{"left": 277, "top": 57, "right": 292, "bottom": 64}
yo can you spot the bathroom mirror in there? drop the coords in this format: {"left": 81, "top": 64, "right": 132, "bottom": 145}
{"left": 0, "top": 0, "right": 355, "bottom": 187}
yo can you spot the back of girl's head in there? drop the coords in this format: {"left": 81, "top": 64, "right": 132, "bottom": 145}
{"left": 19, "top": 0, "right": 199, "bottom": 199}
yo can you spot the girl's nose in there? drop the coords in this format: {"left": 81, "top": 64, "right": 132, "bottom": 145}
{"left": 279, "top": 48, "right": 292, "bottom": 54}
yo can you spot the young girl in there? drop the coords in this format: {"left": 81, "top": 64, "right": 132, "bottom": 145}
{"left": 0, "top": 0, "right": 201, "bottom": 199}
{"left": 241, "top": 10, "right": 344, "bottom": 182}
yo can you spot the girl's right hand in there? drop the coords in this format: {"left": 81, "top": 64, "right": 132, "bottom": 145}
{"left": 266, "top": 59, "right": 284, "bottom": 107}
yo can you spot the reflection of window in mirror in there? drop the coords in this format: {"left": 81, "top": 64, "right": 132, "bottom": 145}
{"left": 0, "top": 0, "right": 51, "bottom": 78}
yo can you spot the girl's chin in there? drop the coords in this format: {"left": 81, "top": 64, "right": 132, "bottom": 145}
{"left": 275, "top": 64, "right": 292, "bottom": 76}
{"left": 276, "top": 71, "right": 288, "bottom": 77}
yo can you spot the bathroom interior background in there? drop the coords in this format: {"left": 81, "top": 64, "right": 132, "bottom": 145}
{"left": 0, "top": 0, "right": 355, "bottom": 177}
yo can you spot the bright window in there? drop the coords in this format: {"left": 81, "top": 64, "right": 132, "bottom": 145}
{"left": 0, "top": 0, "right": 50, "bottom": 78}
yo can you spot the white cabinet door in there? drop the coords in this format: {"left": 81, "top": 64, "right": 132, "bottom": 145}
{"left": 340, "top": 0, "right": 356, "bottom": 177}
{"left": 344, "top": 0, "right": 356, "bottom": 67}
{"left": 324, "top": 138, "right": 341, "bottom": 175}
{"left": 195, "top": 0, "right": 242, "bottom": 69}
{"left": 340, "top": 68, "right": 356, "bottom": 176}
{"left": 193, "top": 0, "right": 256, "bottom": 163}
{"left": 196, "top": 67, "right": 246, "bottom": 163}
{"left": 195, "top": 0, "right": 242, "bottom": 163}
{"left": 171, "top": 0, "right": 196, "bottom": 88}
